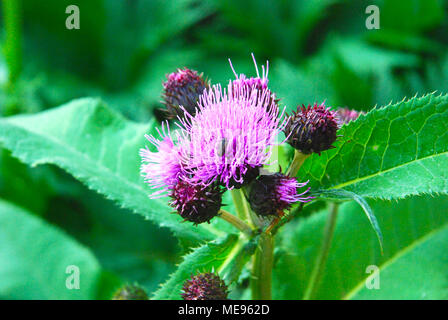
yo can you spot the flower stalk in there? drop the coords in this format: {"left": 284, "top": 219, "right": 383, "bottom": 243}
{"left": 3, "top": 0, "right": 22, "bottom": 88}
{"left": 286, "top": 150, "right": 309, "bottom": 177}
{"left": 230, "top": 188, "right": 252, "bottom": 223}
{"left": 251, "top": 232, "right": 274, "bottom": 300}
{"left": 218, "top": 209, "right": 253, "bottom": 237}
{"left": 303, "top": 202, "right": 339, "bottom": 300}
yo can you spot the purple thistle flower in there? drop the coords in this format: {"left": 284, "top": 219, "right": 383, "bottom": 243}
{"left": 248, "top": 173, "right": 313, "bottom": 217}
{"left": 229, "top": 53, "right": 269, "bottom": 92}
{"left": 178, "top": 81, "right": 288, "bottom": 189}
{"left": 139, "top": 122, "right": 184, "bottom": 198}
{"left": 229, "top": 53, "right": 278, "bottom": 111}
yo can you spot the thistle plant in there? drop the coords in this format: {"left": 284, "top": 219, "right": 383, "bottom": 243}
{"left": 0, "top": 0, "right": 446, "bottom": 303}
{"left": 1, "top": 56, "right": 446, "bottom": 301}
{"left": 138, "top": 55, "right": 348, "bottom": 299}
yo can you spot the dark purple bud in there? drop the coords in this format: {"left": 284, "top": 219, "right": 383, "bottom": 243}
{"left": 181, "top": 272, "right": 228, "bottom": 300}
{"left": 170, "top": 181, "right": 223, "bottom": 225}
{"left": 162, "top": 68, "right": 208, "bottom": 119}
{"left": 248, "top": 173, "right": 312, "bottom": 217}
{"left": 284, "top": 102, "right": 339, "bottom": 155}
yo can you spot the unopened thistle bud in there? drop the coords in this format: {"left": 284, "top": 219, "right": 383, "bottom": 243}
{"left": 170, "top": 181, "right": 223, "bottom": 225}
{"left": 336, "top": 107, "right": 362, "bottom": 125}
{"left": 284, "top": 102, "right": 339, "bottom": 155}
{"left": 112, "top": 284, "right": 149, "bottom": 300}
{"left": 248, "top": 173, "right": 312, "bottom": 217}
{"left": 162, "top": 68, "right": 208, "bottom": 119}
{"left": 181, "top": 272, "right": 228, "bottom": 300}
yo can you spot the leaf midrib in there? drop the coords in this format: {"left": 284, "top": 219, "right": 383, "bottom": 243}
{"left": 342, "top": 220, "right": 448, "bottom": 300}
{"left": 328, "top": 150, "right": 448, "bottom": 191}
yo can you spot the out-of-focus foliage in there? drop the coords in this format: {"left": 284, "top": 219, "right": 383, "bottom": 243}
{"left": 0, "top": 0, "right": 447, "bottom": 299}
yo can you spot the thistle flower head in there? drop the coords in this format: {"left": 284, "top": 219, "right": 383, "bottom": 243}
{"left": 336, "top": 107, "right": 362, "bottom": 125}
{"left": 162, "top": 67, "right": 208, "bottom": 119}
{"left": 181, "top": 272, "right": 228, "bottom": 300}
{"left": 284, "top": 102, "right": 339, "bottom": 155}
{"left": 112, "top": 284, "right": 148, "bottom": 300}
{"left": 248, "top": 173, "right": 312, "bottom": 217}
{"left": 139, "top": 122, "right": 184, "bottom": 198}
{"left": 178, "top": 82, "right": 287, "bottom": 189}
{"left": 170, "top": 181, "right": 223, "bottom": 224}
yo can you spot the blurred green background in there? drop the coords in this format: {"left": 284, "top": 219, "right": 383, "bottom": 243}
{"left": 0, "top": 0, "right": 447, "bottom": 299}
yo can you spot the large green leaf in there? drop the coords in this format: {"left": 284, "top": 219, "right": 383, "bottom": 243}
{"left": 298, "top": 93, "right": 448, "bottom": 199}
{"left": 45, "top": 183, "right": 179, "bottom": 295}
{"left": 0, "top": 199, "right": 106, "bottom": 299}
{"left": 0, "top": 98, "right": 225, "bottom": 241}
{"left": 273, "top": 195, "right": 448, "bottom": 299}
{"left": 152, "top": 234, "right": 254, "bottom": 300}
{"left": 348, "top": 224, "right": 448, "bottom": 299}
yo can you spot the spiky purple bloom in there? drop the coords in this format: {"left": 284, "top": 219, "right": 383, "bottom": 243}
{"left": 248, "top": 173, "right": 312, "bottom": 217}
{"left": 178, "top": 82, "right": 287, "bottom": 189}
{"left": 229, "top": 54, "right": 278, "bottom": 111}
{"left": 162, "top": 67, "right": 208, "bottom": 119}
{"left": 229, "top": 54, "right": 269, "bottom": 91}
{"left": 181, "top": 272, "right": 228, "bottom": 300}
{"left": 139, "top": 122, "right": 184, "bottom": 198}
{"left": 170, "top": 181, "right": 223, "bottom": 224}
{"left": 336, "top": 107, "right": 362, "bottom": 125}
{"left": 284, "top": 102, "right": 339, "bottom": 155}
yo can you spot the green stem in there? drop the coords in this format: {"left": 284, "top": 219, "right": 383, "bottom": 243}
{"left": 286, "top": 150, "right": 309, "bottom": 177}
{"left": 231, "top": 188, "right": 252, "bottom": 224}
{"left": 2, "top": 0, "right": 22, "bottom": 87}
{"left": 218, "top": 209, "right": 253, "bottom": 237}
{"left": 303, "top": 202, "right": 339, "bottom": 300}
{"left": 251, "top": 233, "right": 274, "bottom": 300}
{"left": 251, "top": 232, "right": 274, "bottom": 300}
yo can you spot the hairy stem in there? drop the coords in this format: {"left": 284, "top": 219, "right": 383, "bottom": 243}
{"left": 218, "top": 209, "right": 253, "bottom": 237}
{"left": 286, "top": 150, "right": 309, "bottom": 177}
{"left": 231, "top": 188, "right": 252, "bottom": 224}
{"left": 303, "top": 202, "right": 339, "bottom": 300}
{"left": 3, "top": 0, "right": 22, "bottom": 87}
{"left": 251, "top": 232, "right": 274, "bottom": 300}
